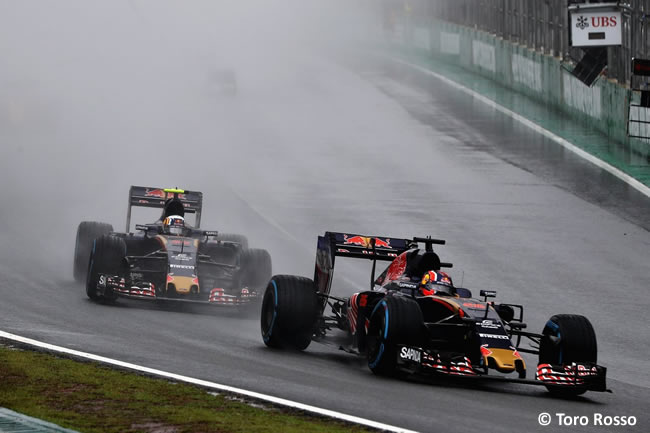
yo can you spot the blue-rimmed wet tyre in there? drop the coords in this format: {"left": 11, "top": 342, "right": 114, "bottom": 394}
{"left": 86, "top": 234, "right": 127, "bottom": 302}
{"left": 73, "top": 221, "right": 113, "bottom": 282}
{"left": 367, "top": 295, "right": 423, "bottom": 376}
{"left": 539, "top": 314, "right": 598, "bottom": 396}
{"left": 261, "top": 275, "right": 318, "bottom": 350}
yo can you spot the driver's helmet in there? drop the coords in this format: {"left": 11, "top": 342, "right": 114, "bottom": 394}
{"left": 163, "top": 198, "right": 185, "bottom": 219}
{"left": 420, "top": 270, "right": 455, "bottom": 296}
{"left": 162, "top": 215, "right": 185, "bottom": 235}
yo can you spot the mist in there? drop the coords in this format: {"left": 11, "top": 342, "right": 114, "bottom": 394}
{"left": 0, "top": 0, "right": 379, "bottom": 278}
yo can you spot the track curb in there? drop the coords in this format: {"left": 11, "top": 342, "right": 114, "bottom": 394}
{"left": 0, "top": 330, "right": 418, "bottom": 433}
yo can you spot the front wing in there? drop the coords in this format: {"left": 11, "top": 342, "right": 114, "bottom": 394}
{"left": 98, "top": 274, "right": 259, "bottom": 306}
{"left": 395, "top": 344, "right": 608, "bottom": 392}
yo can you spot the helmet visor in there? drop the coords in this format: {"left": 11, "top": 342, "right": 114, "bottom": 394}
{"left": 422, "top": 282, "right": 455, "bottom": 296}
{"left": 168, "top": 225, "right": 184, "bottom": 235}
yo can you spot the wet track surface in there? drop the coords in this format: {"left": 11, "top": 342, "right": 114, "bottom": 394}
{"left": 1, "top": 54, "right": 649, "bottom": 432}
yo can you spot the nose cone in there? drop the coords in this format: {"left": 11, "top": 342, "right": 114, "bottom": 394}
{"left": 485, "top": 348, "right": 526, "bottom": 374}
{"left": 167, "top": 276, "right": 198, "bottom": 294}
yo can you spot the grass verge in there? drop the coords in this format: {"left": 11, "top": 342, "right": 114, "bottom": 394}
{"left": 0, "top": 344, "right": 371, "bottom": 433}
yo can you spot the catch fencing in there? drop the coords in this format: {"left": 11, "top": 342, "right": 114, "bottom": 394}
{"left": 387, "top": 0, "right": 650, "bottom": 86}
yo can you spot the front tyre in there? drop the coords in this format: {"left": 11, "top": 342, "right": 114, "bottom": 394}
{"left": 73, "top": 221, "right": 113, "bottom": 282}
{"left": 261, "top": 275, "right": 318, "bottom": 350}
{"left": 367, "top": 295, "right": 423, "bottom": 376}
{"left": 539, "top": 314, "right": 598, "bottom": 396}
{"left": 86, "top": 234, "right": 127, "bottom": 302}
{"left": 240, "top": 248, "right": 272, "bottom": 290}
{"left": 217, "top": 233, "right": 249, "bottom": 250}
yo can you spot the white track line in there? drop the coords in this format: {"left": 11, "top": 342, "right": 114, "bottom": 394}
{"left": 0, "top": 330, "right": 418, "bottom": 433}
{"left": 384, "top": 55, "right": 650, "bottom": 199}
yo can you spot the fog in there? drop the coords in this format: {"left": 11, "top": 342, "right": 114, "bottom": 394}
{"left": 0, "top": 0, "right": 379, "bottom": 278}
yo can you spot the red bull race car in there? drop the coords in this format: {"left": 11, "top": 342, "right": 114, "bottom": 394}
{"left": 261, "top": 231, "right": 608, "bottom": 396}
{"left": 73, "top": 186, "right": 271, "bottom": 307}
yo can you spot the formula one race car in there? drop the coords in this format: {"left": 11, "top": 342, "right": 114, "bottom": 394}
{"left": 73, "top": 186, "right": 271, "bottom": 306}
{"left": 261, "top": 232, "right": 608, "bottom": 396}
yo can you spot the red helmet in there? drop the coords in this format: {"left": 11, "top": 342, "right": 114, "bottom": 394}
{"left": 420, "top": 270, "right": 455, "bottom": 296}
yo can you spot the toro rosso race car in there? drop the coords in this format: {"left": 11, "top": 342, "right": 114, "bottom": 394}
{"left": 73, "top": 186, "right": 271, "bottom": 306}
{"left": 261, "top": 232, "right": 608, "bottom": 395}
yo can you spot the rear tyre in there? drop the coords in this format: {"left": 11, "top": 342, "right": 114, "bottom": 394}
{"left": 240, "top": 248, "right": 272, "bottom": 291}
{"left": 367, "top": 295, "right": 423, "bottom": 376}
{"left": 539, "top": 314, "right": 598, "bottom": 396}
{"left": 86, "top": 234, "right": 127, "bottom": 302}
{"left": 217, "top": 233, "right": 248, "bottom": 250}
{"left": 261, "top": 275, "right": 318, "bottom": 350}
{"left": 73, "top": 221, "right": 113, "bottom": 282}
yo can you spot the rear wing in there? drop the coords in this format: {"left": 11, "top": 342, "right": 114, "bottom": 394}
{"left": 313, "top": 232, "right": 447, "bottom": 307}
{"left": 126, "top": 186, "right": 203, "bottom": 231}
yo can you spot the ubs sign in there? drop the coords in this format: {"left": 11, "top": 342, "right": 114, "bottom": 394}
{"left": 571, "top": 11, "right": 622, "bottom": 47}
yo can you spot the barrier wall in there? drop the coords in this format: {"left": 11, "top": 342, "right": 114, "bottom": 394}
{"left": 389, "top": 19, "right": 649, "bottom": 162}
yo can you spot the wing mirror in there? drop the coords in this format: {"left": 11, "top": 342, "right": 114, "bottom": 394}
{"left": 135, "top": 224, "right": 158, "bottom": 233}
{"left": 480, "top": 290, "right": 497, "bottom": 301}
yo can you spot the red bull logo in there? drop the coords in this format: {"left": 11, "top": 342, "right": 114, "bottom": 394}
{"left": 144, "top": 189, "right": 187, "bottom": 200}
{"left": 343, "top": 235, "right": 369, "bottom": 247}
{"left": 374, "top": 238, "right": 391, "bottom": 248}
{"left": 343, "top": 235, "right": 391, "bottom": 249}
{"left": 145, "top": 188, "right": 166, "bottom": 199}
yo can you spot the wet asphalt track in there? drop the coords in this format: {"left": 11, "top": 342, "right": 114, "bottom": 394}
{"left": 1, "top": 55, "right": 649, "bottom": 432}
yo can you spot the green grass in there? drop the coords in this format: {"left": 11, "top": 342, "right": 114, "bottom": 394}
{"left": 0, "top": 345, "right": 371, "bottom": 433}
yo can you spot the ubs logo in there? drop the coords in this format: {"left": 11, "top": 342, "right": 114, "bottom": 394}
{"left": 576, "top": 15, "right": 618, "bottom": 30}
{"left": 576, "top": 16, "right": 589, "bottom": 30}
{"left": 591, "top": 16, "right": 618, "bottom": 28}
